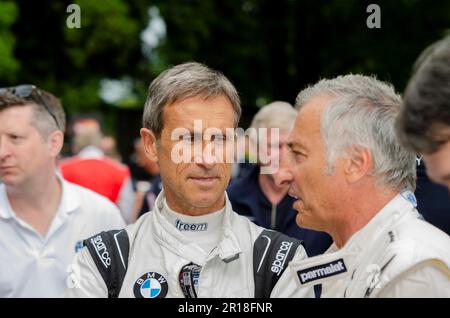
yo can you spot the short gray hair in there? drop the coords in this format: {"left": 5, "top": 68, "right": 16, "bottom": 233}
{"left": 250, "top": 101, "right": 297, "bottom": 131}
{"left": 295, "top": 74, "right": 416, "bottom": 191}
{"left": 142, "top": 62, "right": 241, "bottom": 138}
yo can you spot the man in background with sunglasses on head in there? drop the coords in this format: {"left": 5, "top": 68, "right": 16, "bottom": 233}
{"left": 0, "top": 85, "right": 125, "bottom": 297}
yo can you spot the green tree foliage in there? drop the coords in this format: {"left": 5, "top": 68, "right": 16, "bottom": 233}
{"left": 0, "top": 1, "right": 19, "bottom": 81}
{"left": 64, "top": 0, "right": 139, "bottom": 73}
{"left": 9, "top": 0, "right": 142, "bottom": 115}
{"left": 2, "top": 0, "right": 449, "bottom": 156}
{"left": 151, "top": 0, "right": 450, "bottom": 122}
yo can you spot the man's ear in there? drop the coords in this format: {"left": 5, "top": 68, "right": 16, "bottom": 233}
{"left": 47, "top": 130, "right": 64, "bottom": 158}
{"left": 140, "top": 128, "right": 159, "bottom": 162}
{"left": 344, "top": 145, "right": 373, "bottom": 183}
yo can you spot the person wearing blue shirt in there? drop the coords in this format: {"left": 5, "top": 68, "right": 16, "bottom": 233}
{"left": 415, "top": 160, "right": 450, "bottom": 235}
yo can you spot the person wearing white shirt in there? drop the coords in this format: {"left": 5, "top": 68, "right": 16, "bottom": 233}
{"left": 0, "top": 85, "right": 125, "bottom": 297}
{"left": 275, "top": 74, "right": 450, "bottom": 297}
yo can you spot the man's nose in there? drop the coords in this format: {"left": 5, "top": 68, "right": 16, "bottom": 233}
{"left": 192, "top": 140, "right": 217, "bottom": 169}
{"left": 274, "top": 156, "right": 294, "bottom": 187}
{"left": 0, "top": 138, "right": 11, "bottom": 160}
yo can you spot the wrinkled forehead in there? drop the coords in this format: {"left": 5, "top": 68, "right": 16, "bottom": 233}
{"left": 288, "top": 96, "right": 333, "bottom": 148}
{"left": 163, "top": 96, "right": 235, "bottom": 128}
{"left": 290, "top": 98, "right": 328, "bottom": 142}
{"left": 0, "top": 103, "right": 35, "bottom": 121}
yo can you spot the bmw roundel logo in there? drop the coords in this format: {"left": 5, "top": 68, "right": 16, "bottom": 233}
{"left": 134, "top": 272, "right": 168, "bottom": 298}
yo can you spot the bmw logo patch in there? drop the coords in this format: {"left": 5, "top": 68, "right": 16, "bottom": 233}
{"left": 134, "top": 272, "right": 168, "bottom": 298}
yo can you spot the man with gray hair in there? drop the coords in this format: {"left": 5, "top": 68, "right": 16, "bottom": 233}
{"left": 276, "top": 75, "right": 450, "bottom": 297}
{"left": 67, "top": 62, "right": 313, "bottom": 298}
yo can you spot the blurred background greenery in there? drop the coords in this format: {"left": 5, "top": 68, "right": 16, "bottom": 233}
{"left": 0, "top": 0, "right": 449, "bottom": 158}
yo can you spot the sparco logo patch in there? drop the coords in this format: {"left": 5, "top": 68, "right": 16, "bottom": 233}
{"left": 297, "top": 259, "right": 347, "bottom": 284}
{"left": 175, "top": 219, "right": 208, "bottom": 231}
{"left": 134, "top": 272, "right": 168, "bottom": 298}
{"left": 91, "top": 235, "right": 111, "bottom": 268}
{"left": 271, "top": 241, "right": 293, "bottom": 276}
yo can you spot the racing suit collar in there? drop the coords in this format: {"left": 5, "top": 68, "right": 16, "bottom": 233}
{"left": 338, "top": 191, "right": 418, "bottom": 253}
{"left": 151, "top": 190, "right": 242, "bottom": 265}
{"left": 288, "top": 191, "right": 419, "bottom": 289}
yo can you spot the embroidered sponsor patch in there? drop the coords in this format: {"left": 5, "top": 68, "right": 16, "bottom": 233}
{"left": 90, "top": 235, "right": 111, "bottom": 268}
{"left": 297, "top": 259, "right": 347, "bottom": 284}
{"left": 175, "top": 219, "right": 208, "bottom": 231}
{"left": 134, "top": 272, "right": 168, "bottom": 298}
{"left": 271, "top": 241, "right": 293, "bottom": 276}
{"left": 179, "top": 263, "right": 201, "bottom": 298}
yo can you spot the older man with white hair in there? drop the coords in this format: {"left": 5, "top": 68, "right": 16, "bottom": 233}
{"left": 276, "top": 74, "right": 450, "bottom": 297}
{"left": 228, "top": 101, "right": 332, "bottom": 258}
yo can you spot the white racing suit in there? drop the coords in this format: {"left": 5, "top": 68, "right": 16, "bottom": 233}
{"left": 289, "top": 191, "right": 450, "bottom": 297}
{"left": 66, "top": 191, "right": 314, "bottom": 298}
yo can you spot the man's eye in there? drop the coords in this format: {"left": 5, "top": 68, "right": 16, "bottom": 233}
{"left": 181, "top": 135, "right": 194, "bottom": 142}
{"left": 212, "top": 134, "right": 226, "bottom": 142}
{"left": 292, "top": 151, "right": 305, "bottom": 162}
